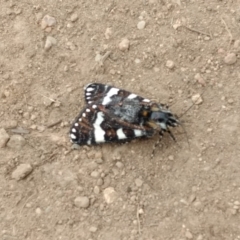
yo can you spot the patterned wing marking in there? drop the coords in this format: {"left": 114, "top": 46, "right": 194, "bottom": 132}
{"left": 93, "top": 111, "right": 105, "bottom": 143}
{"left": 84, "top": 83, "right": 109, "bottom": 105}
{"left": 102, "top": 87, "right": 120, "bottom": 105}
{"left": 84, "top": 83, "right": 151, "bottom": 106}
{"left": 70, "top": 104, "right": 155, "bottom": 145}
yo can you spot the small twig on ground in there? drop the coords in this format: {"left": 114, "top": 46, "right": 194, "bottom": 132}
{"left": 11, "top": 127, "right": 30, "bottom": 134}
{"left": 47, "top": 119, "right": 62, "bottom": 128}
{"left": 221, "top": 17, "right": 233, "bottom": 50}
{"left": 136, "top": 204, "right": 142, "bottom": 234}
{"left": 92, "top": 51, "right": 112, "bottom": 73}
{"left": 181, "top": 25, "right": 211, "bottom": 37}
{"left": 100, "top": 51, "right": 112, "bottom": 66}
{"left": 37, "top": 93, "right": 57, "bottom": 102}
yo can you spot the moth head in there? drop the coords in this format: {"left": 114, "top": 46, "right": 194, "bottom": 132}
{"left": 150, "top": 107, "right": 179, "bottom": 130}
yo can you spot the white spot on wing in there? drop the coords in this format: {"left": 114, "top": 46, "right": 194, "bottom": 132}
{"left": 84, "top": 83, "right": 94, "bottom": 90}
{"left": 128, "top": 93, "right": 137, "bottom": 99}
{"left": 70, "top": 133, "right": 77, "bottom": 139}
{"left": 134, "top": 129, "right": 144, "bottom": 137}
{"left": 75, "top": 123, "right": 79, "bottom": 127}
{"left": 93, "top": 112, "right": 105, "bottom": 143}
{"left": 143, "top": 99, "right": 150, "bottom": 102}
{"left": 92, "top": 105, "right": 97, "bottom": 109}
{"left": 86, "top": 87, "right": 94, "bottom": 92}
{"left": 86, "top": 108, "right": 90, "bottom": 112}
{"left": 86, "top": 92, "right": 91, "bottom": 96}
{"left": 102, "top": 87, "right": 119, "bottom": 105}
{"left": 71, "top": 128, "right": 77, "bottom": 133}
{"left": 82, "top": 113, "right": 86, "bottom": 117}
{"left": 159, "top": 122, "right": 167, "bottom": 130}
{"left": 116, "top": 128, "right": 127, "bottom": 140}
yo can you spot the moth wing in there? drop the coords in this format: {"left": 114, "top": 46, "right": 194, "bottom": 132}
{"left": 70, "top": 104, "right": 155, "bottom": 145}
{"left": 84, "top": 83, "right": 150, "bottom": 106}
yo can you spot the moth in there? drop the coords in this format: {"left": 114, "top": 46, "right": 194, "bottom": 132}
{"left": 69, "top": 83, "right": 180, "bottom": 146}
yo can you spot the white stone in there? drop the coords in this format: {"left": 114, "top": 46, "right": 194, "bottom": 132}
{"left": 191, "top": 93, "right": 203, "bottom": 105}
{"left": 137, "top": 20, "right": 146, "bottom": 30}
{"left": 166, "top": 60, "right": 175, "bottom": 69}
{"left": 12, "top": 164, "right": 33, "bottom": 180}
{"left": 0, "top": 128, "right": 10, "bottom": 148}
{"left": 103, "top": 187, "right": 118, "bottom": 204}
{"left": 224, "top": 53, "right": 237, "bottom": 65}
{"left": 119, "top": 38, "right": 130, "bottom": 51}
{"left": 74, "top": 196, "right": 90, "bottom": 208}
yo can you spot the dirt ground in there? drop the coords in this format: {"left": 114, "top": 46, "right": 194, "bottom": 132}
{"left": 1, "top": 0, "right": 240, "bottom": 239}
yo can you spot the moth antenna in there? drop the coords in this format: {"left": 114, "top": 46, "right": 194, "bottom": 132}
{"left": 178, "top": 88, "right": 206, "bottom": 119}
{"left": 167, "top": 81, "right": 190, "bottom": 108}
{"left": 167, "top": 129, "right": 176, "bottom": 142}
{"left": 179, "top": 122, "right": 190, "bottom": 148}
{"left": 151, "top": 132, "right": 163, "bottom": 159}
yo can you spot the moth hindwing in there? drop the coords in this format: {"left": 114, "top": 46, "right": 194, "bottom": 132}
{"left": 70, "top": 83, "right": 179, "bottom": 145}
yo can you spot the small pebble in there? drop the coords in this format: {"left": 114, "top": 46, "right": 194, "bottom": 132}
{"left": 109, "top": 69, "right": 116, "bottom": 75}
{"left": 70, "top": 13, "right": 78, "bottom": 22}
{"left": 116, "top": 161, "right": 124, "bottom": 169}
{"left": 231, "top": 208, "right": 237, "bottom": 215}
{"left": 41, "top": 15, "right": 56, "bottom": 29}
{"left": 104, "top": 28, "right": 112, "bottom": 39}
{"left": 7, "top": 135, "right": 26, "bottom": 149}
{"left": 137, "top": 20, "right": 146, "bottom": 30}
{"left": 103, "top": 187, "right": 118, "bottom": 204}
{"left": 196, "top": 235, "right": 203, "bottom": 240}
{"left": 207, "top": 128, "right": 212, "bottom": 133}
{"left": 189, "top": 194, "right": 196, "bottom": 203}
{"left": 91, "top": 171, "right": 100, "bottom": 178}
{"left": 118, "top": 38, "right": 130, "bottom": 51}
{"left": 95, "top": 53, "right": 102, "bottom": 62}
{"left": 74, "top": 196, "right": 90, "bottom": 208}
{"left": 66, "top": 41, "right": 76, "bottom": 50}
{"left": 193, "top": 201, "right": 202, "bottom": 208}
{"left": 89, "top": 226, "right": 98, "bottom": 233}
{"left": 135, "top": 58, "right": 141, "bottom": 64}
{"left": 166, "top": 60, "right": 175, "bottom": 69}
{"left": 95, "top": 158, "right": 103, "bottom": 164}
{"left": 96, "top": 178, "right": 103, "bottom": 186}
{"left": 191, "top": 93, "right": 203, "bottom": 105}
{"left": 233, "top": 40, "right": 240, "bottom": 49}
{"left": 0, "top": 128, "right": 10, "bottom": 148}
{"left": 35, "top": 12, "right": 43, "bottom": 23}
{"left": 35, "top": 207, "right": 42, "bottom": 215}
{"left": 44, "top": 36, "right": 57, "bottom": 51}
{"left": 224, "top": 53, "right": 237, "bottom": 65}
{"left": 3, "top": 120, "right": 18, "bottom": 129}
{"left": 194, "top": 73, "right": 206, "bottom": 86}
{"left": 93, "top": 186, "right": 100, "bottom": 194}
{"left": 185, "top": 230, "right": 193, "bottom": 239}
{"left": 12, "top": 164, "right": 33, "bottom": 180}
{"left": 138, "top": 208, "right": 144, "bottom": 215}
{"left": 234, "top": 201, "right": 240, "bottom": 206}
{"left": 135, "top": 178, "right": 143, "bottom": 187}
{"left": 112, "top": 154, "right": 121, "bottom": 161}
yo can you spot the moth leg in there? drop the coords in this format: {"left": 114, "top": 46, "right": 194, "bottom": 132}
{"left": 151, "top": 131, "right": 163, "bottom": 159}
{"left": 146, "top": 120, "right": 160, "bottom": 130}
{"left": 166, "top": 129, "right": 176, "bottom": 142}
{"left": 167, "top": 128, "right": 181, "bottom": 148}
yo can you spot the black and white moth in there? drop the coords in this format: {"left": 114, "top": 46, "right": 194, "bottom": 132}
{"left": 69, "top": 83, "right": 179, "bottom": 145}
